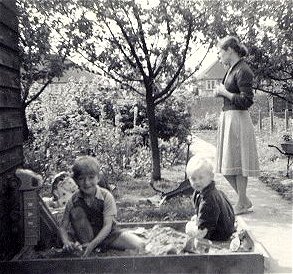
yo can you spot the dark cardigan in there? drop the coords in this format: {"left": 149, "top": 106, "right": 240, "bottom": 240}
{"left": 193, "top": 181, "right": 236, "bottom": 241}
{"left": 222, "top": 59, "right": 254, "bottom": 111}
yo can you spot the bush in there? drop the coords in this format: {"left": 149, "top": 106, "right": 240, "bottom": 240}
{"left": 192, "top": 113, "right": 218, "bottom": 130}
{"left": 156, "top": 98, "right": 192, "bottom": 143}
{"left": 24, "top": 78, "right": 192, "bottom": 185}
{"left": 128, "top": 146, "right": 152, "bottom": 178}
{"left": 160, "top": 138, "right": 187, "bottom": 167}
{"left": 24, "top": 109, "right": 141, "bottom": 182}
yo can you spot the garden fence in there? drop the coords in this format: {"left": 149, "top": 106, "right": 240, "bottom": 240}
{"left": 257, "top": 109, "right": 293, "bottom": 133}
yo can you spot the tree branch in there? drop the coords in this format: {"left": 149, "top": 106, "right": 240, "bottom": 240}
{"left": 24, "top": 78, "right": 53, "bottom": 107}
{"left": 153, "top": 10, "right": 172, "bottom": 78}
{"left": 132, "top": 4, "right": 153, "bottom": 78}
{"left": 103, "top": 19, "right": 137, "bottom": 70}
{"left": 99, "top": 66, "right": 144, "bottom": 96}
{"left": 109, "top": 2, "right": 147, "bottom": 81}
{"left": 121, "top": 4, "right": 144, "bottom": 51}
{"left": 154, "top": 18, "right": 193, "bottom": 101}
{"left": 254, "top": 87, "right": 293, "bottom": 104}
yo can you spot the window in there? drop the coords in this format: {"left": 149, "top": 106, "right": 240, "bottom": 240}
{"left": 206, "top": 80, "right": 216, "bottom": 90}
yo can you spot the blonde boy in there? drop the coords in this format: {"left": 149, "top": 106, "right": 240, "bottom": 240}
{"left": 185, "top": 156, "right": 235, "bottom": 241}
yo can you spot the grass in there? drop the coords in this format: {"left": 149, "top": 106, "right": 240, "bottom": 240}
{"left": 116, "top": 119, "right": 292, "bottom": 222}
{"left": 115, "top": 164, "right": 194, "bottom": 222}
{"left": 43, "top": 117, "right": 292, "bottom": 225}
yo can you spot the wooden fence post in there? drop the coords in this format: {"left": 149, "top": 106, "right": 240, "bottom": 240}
{"left": 258, "top": 109, "right": 262, "bottom": 131}
{"left": 285, "top": 109, "right": 289, "bottom": 130}
{"left": 270, "top": 109, "right": 274, "bottom": 133}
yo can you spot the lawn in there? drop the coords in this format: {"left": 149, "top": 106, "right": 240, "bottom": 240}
{"left": 115, "top": 164, "right": 194, "bottom": 223}
{"left": 115, "top": 118, "right": 292, "bottom": 223}
{"left": 42, "top": 116, "right": 292, "bottom": 225}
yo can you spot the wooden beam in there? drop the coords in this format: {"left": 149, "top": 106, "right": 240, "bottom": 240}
{"left": 0, "top": 111, "right": 22, "bottom": 129}
{"left": 0, "top": 128, "right": 22, "bottom": 149}
{"left": 0, "top": 66, "right": 20, "bottom": 88}
{"left": 0, "top": 87, "right": 21, "bottom": 108}
{"left": 0, "top": 45, "right": 20, "bottom": 70}
{"left": 0, "top": 2, "right": 18, "bottom": 32}
{"left": 0, "top": 0, "right": 17, "bottom": 13}
{"left": 0, "top": 253, "right": 264, "bottom": 274}
{"left": 0, "top": 146, "right": 23, "bottom": 174}
{"left": 0, "top": 23, "right": 19, "bottom": 51}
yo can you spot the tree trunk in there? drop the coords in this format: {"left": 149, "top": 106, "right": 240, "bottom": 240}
{"left": 21, "top": 104, "right": 29, "bottom": 141}
{"left": 145, "top": 91, "right": 161, "bottom": 181}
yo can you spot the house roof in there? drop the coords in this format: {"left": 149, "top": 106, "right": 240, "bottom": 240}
{"left": 198, "top": 60, "right": 227, "bottom": 80}
{"left": 53, "top": 66, "right": 98, "bottom": 83}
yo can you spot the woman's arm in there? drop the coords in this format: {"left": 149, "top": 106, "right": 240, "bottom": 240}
{"left": 214, "top": 84, "right": 233, "bottom": 100}
{"left": 232, "top": 68, "right": 254, "bottom": 108}
{"left": 215, "top": 68, "right": 254, "bottom": 108}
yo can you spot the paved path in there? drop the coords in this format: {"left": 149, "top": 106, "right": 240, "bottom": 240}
{"left": 190, "top": 136, "right": 293, "bottom": 274}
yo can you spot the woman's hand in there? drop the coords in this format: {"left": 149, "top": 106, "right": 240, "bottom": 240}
{"left": 214, "top": 84, "right": 227, "bottom": 97}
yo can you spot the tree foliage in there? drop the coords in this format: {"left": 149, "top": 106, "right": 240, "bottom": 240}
{"left": 19, "top": 0, "right": 292, "bottom": 179}
{"left": 206, "top": 0, "right": 293, "bottom": 103}
{"left": 17, "top": 0, "right": 77, "bottom": 139}
{"left": 41, "top": 0, "right": 225, "bottom": 180}
{"left": 244, "top": 0, "right": 292, "bottom": 103}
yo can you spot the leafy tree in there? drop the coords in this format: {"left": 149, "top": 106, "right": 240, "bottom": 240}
{"left": 17, "top": 0, "right": 76, "bottom": 140}
{"left": 45, "top": 0, "right": 223, "bottom": 180}
{"left": 242, "top": 0, "right": 293, "bottom": 104}
{"left": 205, "top": 0, "right": 292, "bottom": 104}
{"left": 20, "top": 0, "right": 292, "bottom": 179}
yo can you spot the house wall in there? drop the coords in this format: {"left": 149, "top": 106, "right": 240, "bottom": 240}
{"left": 198, "top": 79, "right": 222, "bottom": 97}
{"left": 0, "top": 0, "right": 23, "bottom": 259}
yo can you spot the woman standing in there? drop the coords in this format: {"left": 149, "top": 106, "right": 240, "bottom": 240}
{"left": 214, "top": 36, "right": 259, "bottom": 215}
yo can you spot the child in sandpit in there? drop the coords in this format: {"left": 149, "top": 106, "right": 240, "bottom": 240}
{"left": 185, "top": 156, "right": 235, "bottom": 241}
{"left": 59, "top": 156, "right": 145, "bottom": 257}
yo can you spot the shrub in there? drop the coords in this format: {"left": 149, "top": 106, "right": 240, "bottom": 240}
{"left": 128, "top": 146, "right": 152, "bottom": 178}
{"left": 156, "top": 98, "right": 192, "bottom": 143}
{"left": 192, "top": 113, "right": 218, "bottom": 130}
{"left": 160, "top": 138, "right": 187, "bottom": 167}
{"left": 24, "top": 109, "right": 138, "bottom": 182}
{"left": 24, "top": 78, "right": 192, "bottom": 184}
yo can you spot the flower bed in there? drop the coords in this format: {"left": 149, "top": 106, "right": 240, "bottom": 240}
{"left": 259, "top": 172, "right": 293, "bottom": 201}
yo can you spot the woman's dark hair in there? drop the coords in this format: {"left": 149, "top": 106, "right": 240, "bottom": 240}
{"left": 218, "top": 36, "right": 248, "bottom": 57}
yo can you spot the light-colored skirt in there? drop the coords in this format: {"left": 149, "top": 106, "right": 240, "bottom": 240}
{"left": 215, "top": 110, "right": 259, "bottom": 177}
